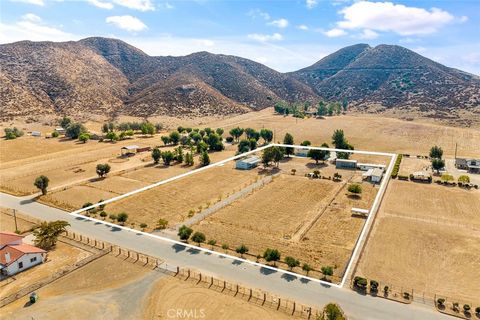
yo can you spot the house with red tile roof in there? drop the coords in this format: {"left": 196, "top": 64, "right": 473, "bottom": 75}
{"left": 0, "top": 232, "right": 46, "bottom": 277}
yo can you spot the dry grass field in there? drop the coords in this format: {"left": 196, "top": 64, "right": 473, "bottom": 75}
{"left": 356, "top": 180, "right": 480, "bottom": 301}
{"left": 206, "top": 108, "right": 480, "bottom": 158}
{"left": 1, "top": 255, "right": 302, "bottom": 320}
{"left": 0, "top": 207, "right": 38, "bottom": 233}
{"left": 194, "top": 168, "right": 379, "bottom": 281}
{"left": 106, "top": 165, "right": 264, "bottom": 228}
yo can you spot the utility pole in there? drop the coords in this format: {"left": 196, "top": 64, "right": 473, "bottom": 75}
{"left": 13, "top": 209, "right": 18, "bottom": 232}
{"left": 454, "top": 142, "right": 458, "bottom": 160}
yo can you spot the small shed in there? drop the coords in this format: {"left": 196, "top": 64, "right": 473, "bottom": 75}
{"left": 362, "top": 168, "right": 384, "bottom": 183}
{"left": 358, "top": 163, "right": 386, "bottom": 171}
{"left": 236, "top": 156, "right": 260, "bottom": 170}
{"left": 336, "top": 159, "right": 357, "bottom": 169}
{"left": 412, "top": 171, "right": 431, "bottom": 181}
{"left": 295, "top": 147, "right": 309, "bottom": 157}
{"left": 31, "top": 131, "right": 41, "bottom": 137}
{"left": 55, "top": 127, "right": 66, "bottom": 134}
{"left": 121, "top": 145, "right": 140, "bottom": 156}
{"left": 351, "top": 208, "right": 369, "bottom": 217}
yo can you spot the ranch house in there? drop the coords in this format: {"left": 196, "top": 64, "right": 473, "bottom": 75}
{"left": 455, "top": 158, "right": 480, "bottom": 173}
{"left": 236, "top": 156, "right": 260, "bottom": 170}
{"left": 362, "top": 168, "right": 384, "bottom": 183}
{"left": 0, "top": 232, "right": 46, "bottom": 277}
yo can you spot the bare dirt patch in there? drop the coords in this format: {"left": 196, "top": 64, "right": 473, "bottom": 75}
{"left": 356, "top": 180, "right": 480, "bottom": 301}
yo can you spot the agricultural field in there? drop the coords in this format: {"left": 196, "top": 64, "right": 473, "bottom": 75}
{"left": 205, "top": 108, "right": 480, "bottom": 158}
{"left": 1, "top": 255, "right": 301, "bottom": 320}
{"left": 192, "top": 157, "right": 383, "bottom": 282}
{"left": 356, "top": 180, "right": 480, "bottom": 301}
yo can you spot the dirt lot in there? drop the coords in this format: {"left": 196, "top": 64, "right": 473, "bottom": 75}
{"left": 356, "top": 180, "right": 480, "bottom": 301}
{"left": 0, "top": 207, "right": 38, "bottom": 233}
{"left": 398, "top": 156, "right": 431, "bottom": 176}
{"left": 1, "top": 255, "right": 301, "bottom": 320}
{"left": 194, "top": 167, "right": 379, "bottom": 281}
{"left": 106, "top": 165, "right": 264, "bottom": 229}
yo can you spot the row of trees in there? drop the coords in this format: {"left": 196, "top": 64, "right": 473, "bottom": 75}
{"left": 176, "top": 225, "right": 335, "bottom": 277}
{"left": 274, "top": 99, "right": 348, "bottom": 118}
{"left": 152, "top": 146, "right": 209, "bottom": 167}
{"left": 4, "top": 127, "right": 24, "bottom": 140}
{"left": 430, "top": 145, "right": 445, "bottom": 174}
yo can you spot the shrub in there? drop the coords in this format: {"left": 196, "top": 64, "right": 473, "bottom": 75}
{"left": 441, "top": 174, "right": 454, "bottom": 182}
{"left": 109, "top": 214, "right": 117, "bottom": 221}
{"left": 191, "top": 232, "right": 206, "bottom": 246}
{"left": 437, "top": 298, "right": 445, "bottom": 306}
{"left": 458, "top": 175, "right": 470, "bottom": 183}
{"left": 347, "top": 184, "right": 362, "bottom": 194}
{"left": 403, "top": 292, "right": 410, "bottom": 300}
{"left": 178, "top": 225, "right": 193, "bottom": 241}
{"left": 156, "top": 219, "right": 168, "bottom": 229}
{"left": 353, "top": 276, "right": 367, "bottom": 289}
{"left": 99, "top": 211, "right": 107, "bottom": 219}
{"left": 51, "top": 131, "right": 59, "bottom": 138}
{"left": 140, "top": 223, "right": 147, "bottom": 230}
{"left": 475, "top": 306, "right": 480, "bottom": 314}
{"left": 370, "top": 280, "right": 379, "bottom": 292}
{"left": 226, "top": 136, "right": 234, "bottom": 143}
{"left": 398, "top": 175, "right": 409, "bottom": 180}
{"left": 116, "top": 212, "right": 128, "bottom": 224}
{"left": 464, "top": 304, "right": 471, "bottom": 312}
{"left": 383, "top": 286, "right": 389, "bottom": 294}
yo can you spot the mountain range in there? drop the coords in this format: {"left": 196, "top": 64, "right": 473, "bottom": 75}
{"left": 1, "top": 37, "right": 479, "bottom": 122}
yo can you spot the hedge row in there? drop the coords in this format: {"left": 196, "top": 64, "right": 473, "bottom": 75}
{"left": 391, "top": 154, "right": 403, "bottom": 178}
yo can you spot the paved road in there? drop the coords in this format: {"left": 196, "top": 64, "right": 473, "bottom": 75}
{"left": 0, "top": 192, "right": 448, "bottom": 320}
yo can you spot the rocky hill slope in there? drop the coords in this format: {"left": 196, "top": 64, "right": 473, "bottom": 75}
{"left": 1, "top": 38, "right": 479, "bottom": 121}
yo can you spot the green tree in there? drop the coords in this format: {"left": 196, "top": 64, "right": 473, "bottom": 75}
{"left": 238, "top": 139, "right": 251, "bottom": 153}
{"left": 272, "top": 146, "right": 284, "bottom": 167}
{"left": 263, "top": 248, "right": 281, "bottom": 266}
{"left": 152, "top": 148, "right": 161, "bottom": 164}
{"left": 174, "top": 146, "right": 184, "bottom": 163}
{"left": 302, "top": 263, "right": 312, "bottom": 276}
{"left": 283, "top": 133, "right": 294, "bottom": 157}
{"left": 323, "top": 303, "right": 345, "bottom": 320}
{"left": 117, "top": 212, "right": 128, "bottom": 225}
{"left": 191, "top": 232, "right": 206, "bottom": 246}
{"left": 60, "top": 116, "right": 72, "bottom": 129}
{"left": 99, "top": 211, "right": 107, "bottom": 219}
{"left": 248, "top": 138, "right": 257, "bottom": 150}
{"left": 161, "top": 151, "right": 175, "bottom": 166}
{"left": 215, "top": 128, "right": 224, "bottom": 136}
{"left": 141, "top": 122, "right": 156, "bottom": 136}
{"left": 65, "top": 122, "right": 87, "bottom": 139}
{"left": 432, "top": 158, "right": 445, "bottom": 174}
{"left": 284, "top": 256, "right": 300, "bottom": 270}
{"left": 262, "top": 147, "right": 274, "bottom": 167}
{"left": 161, "top": 136, "right": 171, "bottom": 146}
{"left": 96, "top": 163, "right": 111, "bottom": 178}
{"left": 229, "top": 127, "right": 244, "bottom": 142}
{"left": 260, "top": 128, "right": 273, "bottom": 144}
{"left": 342, "top": 98, "right": 348, "bottom": 112}
{"left": 321, "top": 266, "right": 334, "bottom": 278}
{"left": 78, "top": 132, "right": 90, "bottom": 143}
{"left": 156, "top": 218, "right": 168, "bottom": 230}
{"left": 105, "top": 131, "right": 118, "bottom": 142}
{"left": 178, "top": 225, "right": 193, "bottom": 242}
{"left": 169, "top": 131, "right": 180, "bottom": 145}
{"left": 206, "top": 133, "right": 224, "bottom": 151}
{"left": 33, "top": 220, "right": 70, "bottom": 250}
{"left": 51, "top": 131, "right": 59, "bottom": 138}
{"left": 34, "top": 175, "right": 50, "bottom": 195}
{"left": 235, "top": 244, "right": 249, "bottom": 258}
{"left": 429, "top": 145, "right": 443, "bottom": 159}
{"left": 301, "top": 140, "right": 311, "bottom": 146}
{"left": 347, "top": 184, "right": 362, "bottom": 195}
{"left": 327, "top": 104, "right": 335, "bottom": 116}
{"left": 200, "top": 151, "right": 210, "bottom": 166}
{"left": 317, "top": 101, "right": 327, "bottom": 117}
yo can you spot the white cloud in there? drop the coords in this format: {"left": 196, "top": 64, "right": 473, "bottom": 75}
{"left": 323, "top": 28, "right": 347, "bottom": 37}
{"left": 9, "top": 0, "right": 45, "bottom": 5}
{"left": 247, "top": 33, "right": 283, "bottom": 42}
{"left": 247, "top": 9, "right": 270, "bottom": 20}
{"left": 87, "top": 0, "right": 154, "bottom": 11}
{"left": 359, "top": 29, "right": 378, "bottom": 39}
{"left": 268, "top": 18, "right": 289, "bottom": 28}
{"left": 459, "top": 15, "right": 468, "bottom": 23}
{"left": 87, "top": 0, "right": 114, "bottom": 9}
{"left": 113, "top": 0, "right": 154, "bottom": 11}
{"left": 106, "top": 15, "right": 148, "bottom": 32}
{"left": 297, "top": 25, "right": 309, "bottom": 31}
{"left": 158, "top": 2, "right": 174, "bottom": 10}
{"left": 337, "top": 1, "right": 454, "bottom": 36}
{"left": 306, "top": 0, "right": 318, "bottom": 9}
{"left": 0, "top": 14, "right": 77, "bottom": 43}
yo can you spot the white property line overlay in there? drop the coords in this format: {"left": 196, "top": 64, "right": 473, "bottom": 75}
{"left": 69, "top": 143, "right": 396, "bottom": 289}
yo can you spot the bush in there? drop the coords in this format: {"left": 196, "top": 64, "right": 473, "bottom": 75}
{"left": 226, "top": 136, "right": 234, "bottom": 143}
{"left": 398, "top": 175, "right": 409, "bottom": 180}
{"left": 403, "top": 292, "right": 410, "bottom": 300}
{"left": 458, "top": 175, "right": 470, "bottom": 183}
{"left": 437, "top": 298, "right": 445, "bottom": 306}
{"left": 464, "top": 304, "right": 471, "bottom": 312}
{"left": 156, "top": 219, "right": 168, "bottom": 230}
{"left": 353, "top": 276, "right": 367, "bottom": 289}
{"left": 475, "top": 306, "right": 480, "bottom": 314}
{"left": 51, "top": 131, "right": 59, "bottom": 138}
{"left": 370, "top": 280, "right": 379, "bottom": 292}
{"left": 347, "top": 184, "right": 362, "bottom": 194}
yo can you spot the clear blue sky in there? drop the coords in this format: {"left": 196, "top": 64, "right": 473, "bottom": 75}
{"left": 1, "top": 0, "right": 479, "bottom": 74}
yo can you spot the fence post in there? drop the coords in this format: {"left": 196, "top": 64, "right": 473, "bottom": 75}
{"left": 235, "top": 284, "right": 239, "bottom": 296}
{"left": 263, "top": 293, "right": 266, "bottom": 305}
{"left": 223, "top": 280, "right": 226, "bottom": 292}
{"left": 277, "top": 298, "right": 281, "bottom": 310}
{"left": 187, "top": 269, "right": 190, "bottom": 280}
{"left": 308, "top": 307, "right": 312, "bottom": 319}
{"left": 198, "top": 273, "right": 202, "bottom": 284}
{"left": 127, "top": 250, "right": 130, "bottom": 259}
{"left": 248, "top": 288, "right": 252, "bottom": 301}
{"left": 210, "top": 277, "right": 213, "bottom": 288}
{"left": 176, "top": 266, "right": 179, "bottom": 275}
{"left": 292, "top": 302, "right": 296, "bottom": 315}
